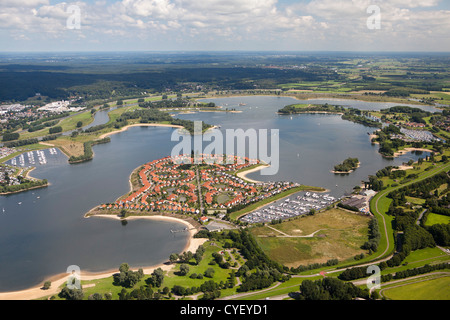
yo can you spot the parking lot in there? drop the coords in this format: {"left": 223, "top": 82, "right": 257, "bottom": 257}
{"left": 240, "top": 192, "right": 339, "bottom": 224}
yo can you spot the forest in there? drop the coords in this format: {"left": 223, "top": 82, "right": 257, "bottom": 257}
{"left": 2, "top": 52, "right": 448, "bottom": 105}
{"left": 0, "top": 61, "right": 338, "bottom": 102}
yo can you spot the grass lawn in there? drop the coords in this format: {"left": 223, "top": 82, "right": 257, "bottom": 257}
{"left": 405, "top": 196, "right": 425, "bottom": 205}
{"left": 250, "top": 208, "right": 370, "bottom": 267}
{"left": 236, "top": 274, "right": 324, "bottom": 300}
{"left": 46, "top": 240, "right": 241, "bottom": 300}
{"left": 58, "top": 110, "right": 94, "bottom": 132}
{"left": 19, "top": 111, "right": 94, "bottom": 140}
{"left": 163, "top": 241, "right": 237, "bottom": 289}
{"left": 403, "top": 247, "right": 450, "bottom": 264}
{"left": 380, "top": 247, "right": 450, "bottom": 277}
{"left": 381, "top": 276, "right": 450, "bottom": 300}
{"left": 424, "top": 212, "right": 450, "bottom": 226}
{"left": 46, "top": 138, "right": 86, "bottom": 158}
{"left": 104, "top": 105, "right": 144, "bottom": 126}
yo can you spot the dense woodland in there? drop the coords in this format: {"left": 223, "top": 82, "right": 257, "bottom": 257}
{"left": 1, "top": 52, "right": 448, "bottom": 104}
{"left": 333, "top": 157, "right": 359, "bottom": 173}
{"left": 0, "top": 63, "right": 338, "bottom": 102}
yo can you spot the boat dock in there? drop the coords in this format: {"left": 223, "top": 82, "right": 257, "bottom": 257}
{"left": 170, "top": 227, "right": 195, "bottom": 233}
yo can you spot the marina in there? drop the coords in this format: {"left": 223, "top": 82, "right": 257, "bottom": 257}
{"left": 7, "top": 148, "right": 59, "bottom": 167}
{"left": 240, "top": 192, "right": 338, "bottom": 224}
{"left": 36, "top": 150, "right": 46, "bottom": 165}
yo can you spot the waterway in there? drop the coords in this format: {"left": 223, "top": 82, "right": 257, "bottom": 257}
{"left": 0, "top": 127, "right": 190, "bottom": 292}
{"left": 0, "top": 95, "right": 433, "bottom": 292}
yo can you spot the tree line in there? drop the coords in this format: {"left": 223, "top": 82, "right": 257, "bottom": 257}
{"left": 68, "top": 137, "right": 110, "bottom": 163}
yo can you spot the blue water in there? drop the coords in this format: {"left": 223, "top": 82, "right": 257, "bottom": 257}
{"left": 0, "top": 127, "right": 190, "bottom": 292}
{"left": 0, "top": 96, "right": 432, "bottom": 291}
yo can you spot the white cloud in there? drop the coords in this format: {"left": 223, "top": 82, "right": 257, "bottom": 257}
{"left": 121, "top": 0, "right": 176, "bottom": 18}
{"left": 387, "top": 0, "right": 440, "bottom": 8}
{"left": 37, "top": 4, "right": 70, "bottom": 20}
{"left": 0, "top": 0, "right": 448, "bottom": 51}
{"left": 0, "top": 0, "right": 49, "bottom": 7}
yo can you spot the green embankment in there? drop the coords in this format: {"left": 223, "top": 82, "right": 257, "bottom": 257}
{"left": 369, "top": 161, "right": 450, "bottom": 262}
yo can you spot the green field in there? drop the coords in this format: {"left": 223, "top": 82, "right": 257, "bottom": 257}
{"left": 19, "top": 111, "right": 94, "bottom": 140}
{"left": 380, "top": 276, "right": 450, "bottom": 300}
{"left": 369, "top": 160, "right": 450, "bottom": 263}
{"left": 250, "top": 208, "right": 370, "bottom": 267}
{"left": 425, "top": 212, "right": 450, "bottom": 226}
{"left": 43, "top": 240, "right": 242, "bottom": 300}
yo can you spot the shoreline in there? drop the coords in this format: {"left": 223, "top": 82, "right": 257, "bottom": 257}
{"left": 0, "top": 167, "right": 49, "bottom": 196}
{"left": 392, "top": 147, "right": 434, "bottom": 158}
{"left": 392, "top": 165, "right": 414, "bottom": 171}
{"left": 0, "top": 182, "right": 48, "bottom": 196}
{"left": 85, "top": 214, "right": 205, "bottom": 254}
{"left": 369, "top": 130, "right": 380, "bottom": 144}
{"left": 0, "top": 214, "right": 206, "bottom": 300}
{"left": 98, "top": 123, "right": 218, "bottom": 140}
{"left": 277, "top": 111, "right": 344, "bottom": 116}
{"left": 331, "top": 162, "right": 361, "bottom": 174}
{"left": 98, "top": 123, "right": 184, "bottom": 140}
{"left": 202, "top": 92, "right": 433, "bottom": 107}
{"left": 236, "top": 164, "right": 270, "bottom": 183}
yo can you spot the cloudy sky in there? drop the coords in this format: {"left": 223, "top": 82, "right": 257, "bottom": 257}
{"left": 1, "top": 0, "right": 449, "bottom": 52}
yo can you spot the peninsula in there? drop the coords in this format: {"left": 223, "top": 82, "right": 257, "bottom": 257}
{"left": 86, "top": 154, "right": 301, "bottom": 220}
{"left": 0, "top": 164, "right": 48, "bottom": 195}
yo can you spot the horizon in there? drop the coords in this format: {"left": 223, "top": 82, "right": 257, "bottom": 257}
{"left": 0, "top": 50, "right": 449, "bottom": 54}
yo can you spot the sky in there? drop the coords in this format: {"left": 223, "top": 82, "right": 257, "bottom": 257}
{"left": 0, "top": 0, "right": 449, "bottom": 52}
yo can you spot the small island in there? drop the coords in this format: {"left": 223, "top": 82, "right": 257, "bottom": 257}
{"left": 332, "top": 157, "right": 360, "bottom": 174}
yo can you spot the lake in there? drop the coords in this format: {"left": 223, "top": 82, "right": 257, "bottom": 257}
{"left": 0, "top": 95, "right": 432, "bottom": 292}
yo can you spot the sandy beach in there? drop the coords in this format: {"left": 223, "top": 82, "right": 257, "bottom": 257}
{"left": 331, "top": 162, "right": 361, "bottom": 174}
{"left": 86, "top": 214, "right": 206, "bottom": 254}
{"left": 369, "top": 130, "right": 380, "bottom": 144}
{"left": 392, "top": 147, "right": 433, "bottom": 158}
{"left": 24, "top": 167, "right": 37, "bottom": 180}
{"left": 392, "top": 165, "right": 414, "bottom": 171}
{"left": 98, "top": 123, "right": 184, "bottom": 140}
{"left": 0, "top": 214, "right": 206, "bottom": 300}
{"left": 236, "top": 164, "right": 270, "bottom": 183}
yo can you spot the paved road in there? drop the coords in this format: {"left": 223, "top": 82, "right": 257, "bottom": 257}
{"left": 196, "top": 167, "right": 204, "bottom": 214}
{"left": 416, "top": 209, "right": 427, "bottom": 226}
{"left": 219, "top": 282, "right": 283, "bottom": 300}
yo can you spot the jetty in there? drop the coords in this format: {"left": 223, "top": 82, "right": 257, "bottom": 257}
{"left": 170, "top": 227, "right": 192, "bottom": 233}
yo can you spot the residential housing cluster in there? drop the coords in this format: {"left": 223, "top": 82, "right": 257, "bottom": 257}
{"left": 98, "top": 154, "right": 299, "bottom": 215}
{"left": 0, "top": 165, "right": 22, "bottom": 187}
